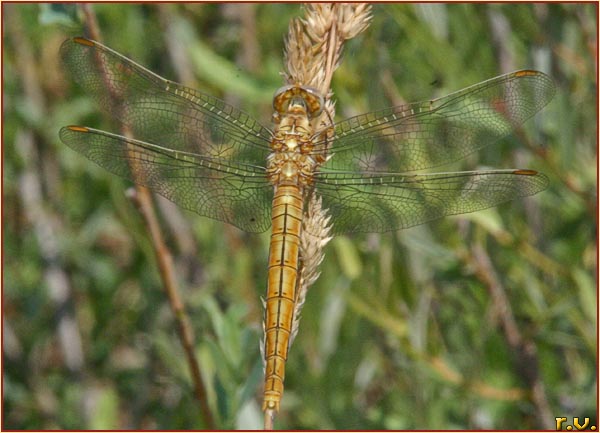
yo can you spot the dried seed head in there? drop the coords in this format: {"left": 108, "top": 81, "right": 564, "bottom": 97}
{"left": 291, "top": 193, "right": 332, "bottom": 346}
{"left": 284, "top": 3, "right": 372, "bottom": 92}
{"left": 281, "top": 4, "right": 372, "bottom": 349}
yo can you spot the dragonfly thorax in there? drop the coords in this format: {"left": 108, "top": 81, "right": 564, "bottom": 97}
{"left": 267, "top": 87, "right": 322, "bottom": 187}
{"left": 266, "top": 149, "right": 317, "bottom": 187}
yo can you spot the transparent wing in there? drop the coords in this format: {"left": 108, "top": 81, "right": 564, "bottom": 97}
{"left": 318, "top": 70, "right": 555, "bottom": 173}
{"left": 60, "top": 37, "right": 552, "bottom": 235}
{"left": 315, "top": 169, "right": 549, "bottom": 233}
{"left": 60, "top": 126, "right": 272, "bottom": 233}
{"left": 60, "top": 37, "right": 272, "bottom": 164}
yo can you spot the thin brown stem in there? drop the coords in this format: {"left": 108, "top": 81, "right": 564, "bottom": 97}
{"left": 323, "top": 17, "right": 338, "bottom": 93}
{"left": 467, "top": 244, "right": 553, "bottom": 429}
{"left": 127, "top": 188, "right": 214, "bottom": 429}
{"left": 78, "top": 5, "right": 215, "bottom": 429}
{"left": 264, "top": 408, "right": 275, "bottom": 430}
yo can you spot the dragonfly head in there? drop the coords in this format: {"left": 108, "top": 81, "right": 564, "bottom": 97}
{"left": 272, "top": 85, "right": 324, "bottom": 121}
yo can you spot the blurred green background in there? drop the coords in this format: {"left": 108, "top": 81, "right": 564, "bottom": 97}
{"left": 3, "top": 3, "right": 597, "bottom": 430}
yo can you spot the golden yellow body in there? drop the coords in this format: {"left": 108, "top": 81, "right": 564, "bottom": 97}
{"left": 262, "top": 86, "right": 324, "bottom": 411}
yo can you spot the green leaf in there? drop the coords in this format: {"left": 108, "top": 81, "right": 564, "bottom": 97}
{"left": 333, "top": 236, "right": 362, "bottom": 279}
{"left": 88, "top": 386, "right": 120, "bottom": 430}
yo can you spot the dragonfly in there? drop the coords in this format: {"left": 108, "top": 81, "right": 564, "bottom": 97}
{"left": 59, "top": 37, "right": 555, "bottom": 413}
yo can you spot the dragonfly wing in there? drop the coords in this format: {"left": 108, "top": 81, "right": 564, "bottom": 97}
{"left": 60, "top": 37, "right": 272, "bottom": 165}
{"left": 321, "top": 70, "right": 555, "bottom": 173}
{"left": 315, "top": 169, "right": 549, "bottom": 234}
{"left": 61, "top": 126, "right": 272, "bottom": 233}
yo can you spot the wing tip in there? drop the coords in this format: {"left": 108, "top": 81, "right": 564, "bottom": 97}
{"left": 514, "top": 169, "right": 550, "bottom": 193}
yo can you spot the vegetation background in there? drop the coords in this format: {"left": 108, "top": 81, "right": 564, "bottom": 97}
{"left": 3, "top": 3, "right": 597, "bottom": 430}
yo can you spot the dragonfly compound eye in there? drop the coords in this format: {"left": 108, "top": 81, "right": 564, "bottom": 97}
{"left": 298, "top": 86, "right": 324, "bottom": 118}
{"left": 272, "top": 85, "right": 324, "bottom": 118}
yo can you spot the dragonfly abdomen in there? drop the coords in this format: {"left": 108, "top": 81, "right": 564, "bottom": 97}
{"left": 263, "top": 184, "right": 303, "bottom": 412}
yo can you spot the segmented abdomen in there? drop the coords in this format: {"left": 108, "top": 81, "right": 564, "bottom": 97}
{"left": 263, "top": 184, "right": 303, "bottom": 412}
